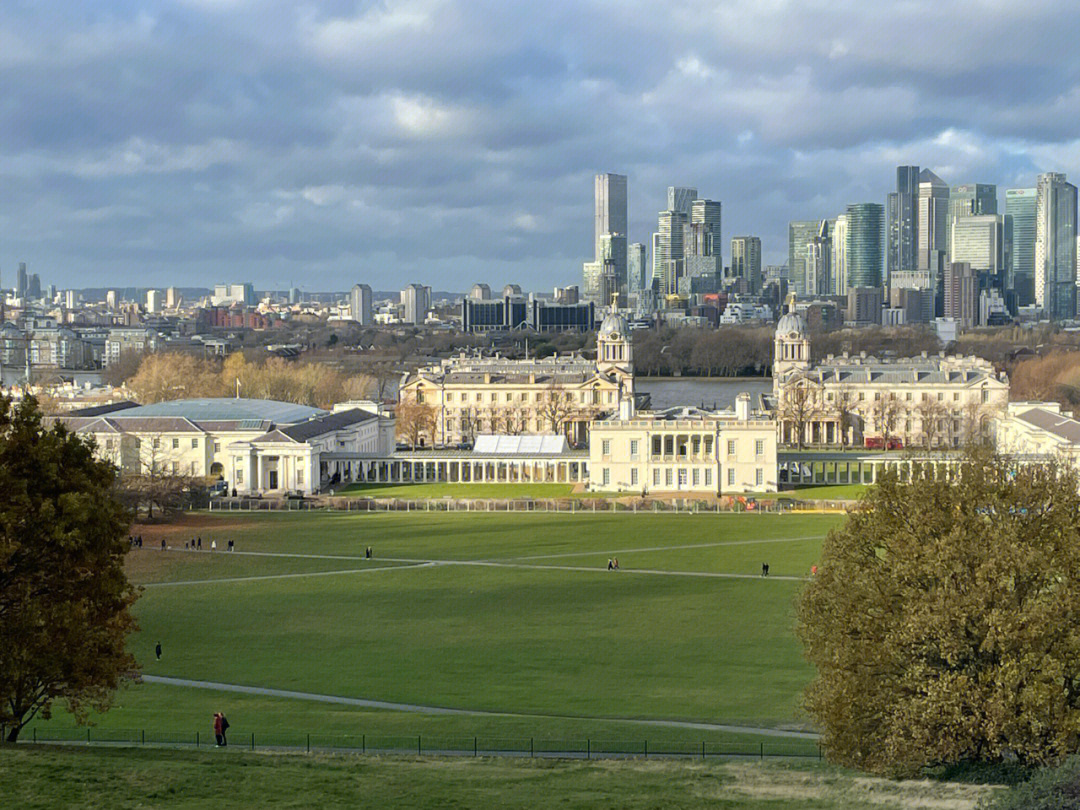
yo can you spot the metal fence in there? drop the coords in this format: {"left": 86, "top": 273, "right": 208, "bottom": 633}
{"left": 21, "top": 724, "right": 822, "bottom": 761}
{"left": 207, "top": 497, "right": 852, "bottom": 514}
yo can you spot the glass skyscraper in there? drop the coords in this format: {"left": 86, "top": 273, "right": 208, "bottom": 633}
{"left": 788, "top": 221, "right": 819, "bottom": 296}
{"left": 887, "top": 165, "right": 919, "bottom": 282}
{"left": 1035, "top": 172, "right": 1078, "bottom": 320}
{"left": 845, "top": 203, "right": 885, "bottom": 289}
{"left": 1006, "top": 188, "right": 1037, "bottom": 305}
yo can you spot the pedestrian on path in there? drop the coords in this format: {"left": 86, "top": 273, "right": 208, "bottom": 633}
{"left": 197, "top": 537, "right": 202, "bottom": 551}
{"left": 213, "top": 712, "right": 229, "bottom": 746}
{"left": 607, "top": 559, "right": 614, "bottom": 571}
{"left": 761, "top": 562, "right": 770, "bottom": 577}
{"left": 211, "top": 540, "right": 217, "bottom": 552}
{"left": 155, "top": 641, "right": 162, "bottom": 660}
{"left": 365, "top": 546, "right": 372, "bottom": 559}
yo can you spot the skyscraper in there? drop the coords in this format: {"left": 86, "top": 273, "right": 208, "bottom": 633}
{"left": 667, "top": 186, "right": 697, "bottom": 216}
{"left": 917, "top": 170, "right": 950, "bottom": 272}
{"left": 1006, "top": 188, "right": 1038, "bottom": 305}
{"left": 627, "top": 243, "right": 648, "bottom": 293}
{"left": 400, "top": 283, "right": 431, "bottom": 325}
{"left": 831, "top": 215, "right": 849, "bottom": 294}
{"left": 26, "top": 273, "right": 41, "bottom": 300}
{"left": 788, "top": 221, "right": 820, "bottom": 295}
{"left": 805, "top": 221, "right": 832, "bottom": 297}
{"left": 887, "top": 165, "right": 920, "bottom": 282}
{"left": 1035, "top": 172, "right": 1078, "bottom": 320}
{"left": 950, "top": 215, "right": 1007, "bottom": 289}
{"left": 947, "top": 183, "right": 997, "bottom": 256}
{"left": 350, "top": 283, "right": 373, "bottom": 325}
{"left": 15, "top": 263, "right": 28, "bottom": 299}
{"left": 585, "top": 173, "right": 628, "bottom": 301}
{"left": 846, "top": 203, "right": 885, "bottom": 290}
{"left": 730, "top": 236, "right": 762, "bottom": 293}
{"left": 654, "top": 209, "right": 687, "bottom": 296}
{"left": 944, "top": 262, "right": 980, "bottom": 329}
{"left": 685, "top": 199, "right": 722, "bottom": 282}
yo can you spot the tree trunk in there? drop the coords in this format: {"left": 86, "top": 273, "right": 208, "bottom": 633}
{"left": 5, "top": 723, "right": 21, "bottom": 743}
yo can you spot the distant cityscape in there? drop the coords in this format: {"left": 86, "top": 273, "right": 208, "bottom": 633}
{"left": 0, "top": 162, "right": 1076, "bottom": 390}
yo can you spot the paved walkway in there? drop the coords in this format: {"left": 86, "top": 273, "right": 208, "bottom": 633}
{"left": 142, "top": 562, "right": 431, "bottom": 589}
{"left": 142, "top": 675, "right": 819, "bottom": 739}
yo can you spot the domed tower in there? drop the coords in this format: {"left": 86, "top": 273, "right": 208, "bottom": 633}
{"left": 597, "top": 309, "right": 633, "bottom": 381}
{"left": 773, "top": 294, "right": 810, "bottom": 392}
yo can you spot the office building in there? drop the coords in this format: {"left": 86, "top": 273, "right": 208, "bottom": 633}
{"left": 64, "top": 289, "right": 78, "bottom": 310}
{"left": 26, "top": 274, "right": 41, "bottom": 300}
{"left": 730, "top": 236, "right": 762, "bottom": 293}
{"left": 947, "top": 183, "right": 997, "bottom": 254}
{"left": 950, "top": 215, "right": 1007, "bottom": 288}
{"left": 845, "top": 203, "right": 885, "bottom": 289}
{"left": 654, "top": 209, "right": 687, "bottom": 296}
{"left": 289, "top": 287, "right": 301, "bottom": 305}
{"left": 1034, "top": 172, "right": 1078, "bottom": 320}
{"left": 789, "top": 221, "right": 820, "bottom": 296}
{"left": 1007, "top": 188, "right": 1038, "bottom": 305}
{"left": 917, "top": 170, "right": 950, "bottom": 271}
{"left": 350, "top": 284, "right": 373, "bottom": 325}
{"left": 400, "top": 283, "right": 431, "bottom": 325}
{"left": 628, "top": 243, "right": 648, "bottom": 293}
{"left": 944, "top": 262, "right": 980, "bottom": 329}
{"left": 106, "top": 290, "right": 118, "bottom": 310}
{"left": 887, "top": 165, "right": 920, "bottom": 282}
{"left": 165, "top": 287, "right": 180, "bottom": 309}
{"left": 685, "top": 199, "right": 723, "bottom": 284}
{"left": 667, "top": 187, "right": 697, "bottom": 216}
{"left": 145, "top": 289, "right": 161, "bottom": 313}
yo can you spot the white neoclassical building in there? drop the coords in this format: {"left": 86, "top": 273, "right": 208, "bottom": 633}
{"left": 51, "top": 398, "right": 395, "bottom": 495}
{"left": 398, "top": 310, "right": 638, "bottom": 447}
{"left": 995, "top": 401, "right": 1080, "bottom": 467}
{"left": 587, "top": 392, "right": 779, "bottom": 494}
{"left": 772, "top": 300, "right": 1009, "bottom": 448}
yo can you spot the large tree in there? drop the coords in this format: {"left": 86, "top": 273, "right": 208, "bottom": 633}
{"left": 798, "top": 450, "right": 1080, "bottom": 777}
{"left": 0, "top": 397, "right": 138, "bottom": 743}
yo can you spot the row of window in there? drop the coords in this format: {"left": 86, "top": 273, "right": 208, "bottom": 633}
{"left": 597, "top": 465, "right": 767, "bottom": 489}
{"left": 419, "top": 389, "right": 613, "bottom": 405}
{"left": 599, "top": 436, "right": 767, "bottom": 459}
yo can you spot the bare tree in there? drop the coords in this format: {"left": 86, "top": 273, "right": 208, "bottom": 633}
{"left": 395, "top": 398, "right": 437, "bottom": 448}
{"left": 117, "top": 433, "right": 199, "bottom": 520}
{"left": 779, "top": 381, "right": 819, "bottom": 449}
{"left": 537, "top": 384, "right": 575, "bottom": 434}
{"left": 870, "top": 393, "right": 905, "bottom": 447}
{"left": 832, "top": 386, "right": 858, "bottom": 449}
{"left": 915, "top": 398, "right": 949, "bottom": 449}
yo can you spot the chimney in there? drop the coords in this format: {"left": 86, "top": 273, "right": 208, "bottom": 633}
{"left": 735, "top": 392, "right": 751, "bottom": 421}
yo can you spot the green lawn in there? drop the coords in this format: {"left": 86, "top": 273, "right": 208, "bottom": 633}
{"left": 770, "top": 484, "right": 869, "bottom": 501}
{"left": 29, "top": 512, "right": 843, "bottom": 747}
{"left": 0, "top": 746, "right": 1001, "bottom": 810}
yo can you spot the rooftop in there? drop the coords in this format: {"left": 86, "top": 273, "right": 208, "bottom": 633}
{"left": 118, "top": 398, "right": 328, "bottom": 423}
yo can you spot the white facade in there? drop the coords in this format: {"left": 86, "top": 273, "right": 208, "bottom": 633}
{"left": 588, "top": 397, "right": 778, "bottom": 494}
{"left": 350, "top": 284, "right": 373, "bottom": 325}
{"left": 401, "top": 283, "right": 431, "bottom": 325}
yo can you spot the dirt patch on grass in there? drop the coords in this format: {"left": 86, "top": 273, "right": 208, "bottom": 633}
{"left": 714, "top": 762, "right": 1001, "bottom": 809}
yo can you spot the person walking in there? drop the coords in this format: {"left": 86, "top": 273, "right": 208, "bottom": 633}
{"left": 155, "top": 641, "right": 162, "bottom": 660}
{"left": 607, "top": 559, "right": 614, "bottom": 571}
{"left": 213, "top": 712, "right": 223, "bottom": 746}
{"left": 197, "top": 537, "right": 202, "bottom": 551}
{"left": 219, "top": 713, "right": 229, "bottom": 746}
{"left": 211, "top": 540, "right": 217, "bottom": 552}
{"left": 761, "top": 562, "right": 770, "bottom": 577}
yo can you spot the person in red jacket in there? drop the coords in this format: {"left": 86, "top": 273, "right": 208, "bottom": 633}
{"left": 213, "top": 712, "right": 224, "bottom": 747}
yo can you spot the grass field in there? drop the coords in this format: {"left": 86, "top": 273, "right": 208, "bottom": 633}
{"left": 0, "top": 746, "right": 1001, "bottom": 810}
{"left": 30, "top": 510, "right": 843, "bottom": 748}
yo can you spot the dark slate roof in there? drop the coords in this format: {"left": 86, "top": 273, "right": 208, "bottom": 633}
{"left": 117, "top": 398, "right": 327, "bottom": 423}
{"left": 278, "top": 408, "right": 378, "bottom": 442}
{"left": 1015, "top": 407, "right": 1080, "bottom": 443}
{"left": 64, "top": 401, "right": 140, "bottom": 417}
{"left": 249, "top": 429, "right": 296, "bottom": 444}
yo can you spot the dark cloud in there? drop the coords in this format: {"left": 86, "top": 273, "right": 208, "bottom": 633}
{"left": 0, "top": 0, "right": 1076, "bottom": 291}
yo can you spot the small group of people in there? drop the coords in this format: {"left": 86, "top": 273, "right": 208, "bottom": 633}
{"left": 607, "top": 558, "right": 620, "bottom": 571}
{"left": 213, "top": 712, "right": 230, "bottom": 747}
{"left": 128, "top": 535, "right": 144, "bottom": 548}
{"left": 183, "top": 537, "right": 237, "bottom": 552}
{"left": 761, "top": 562, "right": 770, "bottom": 577}
{"left": 365, "top": 546, "right": 373, "bottom": 559}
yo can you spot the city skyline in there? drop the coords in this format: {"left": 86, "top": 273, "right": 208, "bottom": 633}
{"left": 2, "top": 3, "right": 1080, "bottom": 291}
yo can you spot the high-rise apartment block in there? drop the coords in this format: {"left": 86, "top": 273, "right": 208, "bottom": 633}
{"left": 788, "top": 221, "right": 819, "bottom": 296}
{"left": 401, "top": 283, "right": 431, "bottom": 325}
{"left": 1035, "top": 172, "right": 1078, "bottom": 320}
{"left": 944, "top": 262, "right": 980, "bottom": 329}
{"left": 730, "top": 236, "right": 762, "bottom": 293}
{"left": 845, "top": 203, "right": 885, "bottom": 290}
{"left": 627, "top": 243, "right": 648, "bottom": 293}
{"left": 350, "top": 284, "right": 373, "bottom": 325}
{"left": 212, "top": 282, "right": 257, "bottom": 306}
{"left": 804, "top": 221, "right": 832, "bottom": 297}
{"left": 584, "top": 173, "right": 628, "bottom": 301}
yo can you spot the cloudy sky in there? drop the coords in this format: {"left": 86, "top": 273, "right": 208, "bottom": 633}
{"left": 2, "top": 1, "right": 1079, "bottom": 293}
